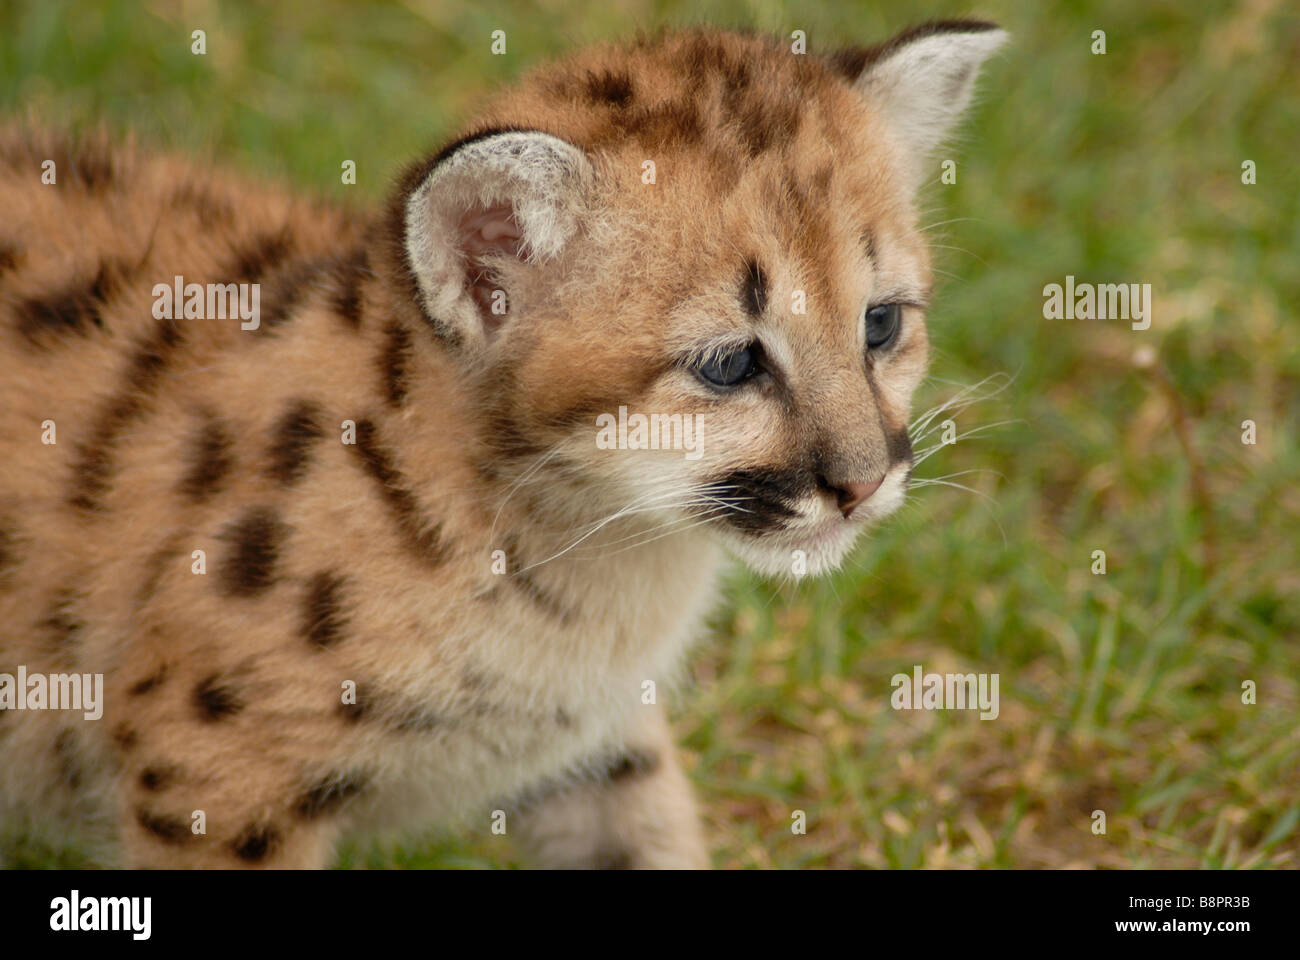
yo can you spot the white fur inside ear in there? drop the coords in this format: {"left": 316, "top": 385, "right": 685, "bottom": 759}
{"left": 404, "top": 131, "right": 593, "bottom": 342}
{"left": 855, "top": 27, "right": 1008, "bottom": 166}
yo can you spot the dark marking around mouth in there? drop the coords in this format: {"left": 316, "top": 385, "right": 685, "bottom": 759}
{"left": 706, "top": 468, "right": 807, "bottom": 534}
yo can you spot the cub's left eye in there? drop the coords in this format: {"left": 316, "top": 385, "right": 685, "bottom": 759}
{"left": 864, "top": 303, "right": 902, "bottom": 350}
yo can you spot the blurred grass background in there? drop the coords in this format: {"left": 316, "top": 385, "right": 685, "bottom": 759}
{"left": 1, "top": 0, "right": 1297, "bottom": 868}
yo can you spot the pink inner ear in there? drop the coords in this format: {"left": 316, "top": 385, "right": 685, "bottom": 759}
{"left": 459, "top": 203, "right": 522, "bottom": 326}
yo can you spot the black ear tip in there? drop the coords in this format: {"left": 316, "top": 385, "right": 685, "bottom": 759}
{"left": 906, "top": 18, "right": 1003, "bottom": 37}
{"left": 829, "top": 19, "right": 1007, "bottom": 80}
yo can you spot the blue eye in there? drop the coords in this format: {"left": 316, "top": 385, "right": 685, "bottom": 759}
{"left": 865, "top": 303, "right": 902, "bottom": 350}
{"left": 697, "top": 346, "right": 757, "bottom": 387}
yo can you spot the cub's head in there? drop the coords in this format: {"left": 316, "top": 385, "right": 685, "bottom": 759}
{"left": 394, "top": 23, "right": 1006, "bottom": 577}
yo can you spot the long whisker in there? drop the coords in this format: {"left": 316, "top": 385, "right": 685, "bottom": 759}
{"left": 927, "top": 242, "right": 989, "bottom": 267}
{"left": 908, "top": 478, "right": 1008, "bottom": 545}
{"left": 563, "top": 493, "right": 754, "bottom": 552}
{"left": 909, "top": 371, "right": 1015, "bottom": 440}
{"left": 909, "top": 374, "right": 1007, "bottom": 436}
{"left": 911, "top": 419, "right": 1025, "bottom": 466}
{"left": 910, "top": 468, "right": 1006, "bottom": 485}
{"left": 576, "top": 504, "right": 736, "bottom": 557}
{"left": 515, "top": 486, "right": 745, "bottom": 573}
{"left": 917, "top": 217, "right": 984, "bottom": 233}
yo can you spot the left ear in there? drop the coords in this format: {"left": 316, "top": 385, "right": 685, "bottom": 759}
{"left": 401, "top": 128, "right": 594, "bottom": 350}
{"left": 834, "top": 21, "right": 1008, "bottom": 177}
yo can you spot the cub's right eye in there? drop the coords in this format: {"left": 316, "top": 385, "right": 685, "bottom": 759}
{"left": 695, "top": 346, "right": 758, "bottom": 388}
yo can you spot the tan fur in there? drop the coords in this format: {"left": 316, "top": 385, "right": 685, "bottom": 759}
{"left": 0, "top": 25, "right": 1003, "bottom": 867}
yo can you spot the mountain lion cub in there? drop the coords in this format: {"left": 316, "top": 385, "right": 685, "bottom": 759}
{"left": 0, "top": 22, "right": 1005, "bottom": 868}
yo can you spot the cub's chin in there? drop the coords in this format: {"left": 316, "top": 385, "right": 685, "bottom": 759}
{"left": 717, "top": 519, "right": 865, "bottom": 580}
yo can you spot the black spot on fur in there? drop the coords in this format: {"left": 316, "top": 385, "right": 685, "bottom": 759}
{"left": 332, "top": 247, "right": 369, "bottom": 329}
{"left": 256, "top": 258, "right": 320, "bottom": 329}
{"left": 178, "top": 414, "right": 235, "bottom": 503}
{"left": 738, "top": 97, "right": 801, "bottom": 157}
{"left": 607, "top": 748, "right": 661, "bottom": 782}
{"left": 139, "top": 764, "right": 176, "bottom": 792}
{"left": 227, "top": 227, "right": 294, "bottom": 283}
{"left": 681, "top": 32, "right": 736, "bottom": 84}
{"left": 295, "top": 771, "right": 369, "bottom": 819}
{"left": 615, "top": 99, "right": 705, "bottom": 149}
{"left": 68, "top": 318, "right": 184, "bottom": 512}
{"left": 112, "top": 725, "right": 139, "bottom": 751}
{"left": 266, "top": 400, "right": 323, "bottom": 486}
{"left": 129, "top": 667, "right": 167, "bottom": 696}
{"left": 585, "top": 69, "right": 635, "bottom": 106}
{"left": 17, "top": 259, "right": 125, "bottom": 348}
{"left": 380, "top": 321, "right": 413, "bottom": 407}
{"left": 232, "top": 823, "right": 280, "bottom": 862}
{"left": 59, "top": 136, "right": 117, "bottom": 191}
{"left": 217, "top": 506, "right": 287, "bottom": 597}
{"left": 0, "top": 240, "right": 22, "bottom": 275}
{"left": 337, "top": 680, "right": 449, "bottom": 733}
{"left": 741, "top": 259, "right": 767, "bottom": 317}
{"left": 303, "top": 571, "right": 348, "bottom": 649}
{"left": 38, "top": 588, "right": 84, "bottom": 653}
{"left": 0, "top": 133, "right": 120, "bottom": 192}
{"left": 350, "top": 418, "right": 449, "bottom": 566}
{"left": 478, "top": 406, "right": 548, "bottom": 461}
{"left": 137, "top": 808, "right": 190, "bottom": 843}
{"left": 169, "top": 182, "right": 236, "bottom": 224}
{"left": 718, "top": 59, "right": 752, "bottom": 111}
{"left": 194, "top": 674, "right": 244, "bottom": 720}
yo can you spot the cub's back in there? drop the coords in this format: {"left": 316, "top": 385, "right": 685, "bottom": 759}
{"left": 0, "top": 129, "right": 381, "bottom": 827}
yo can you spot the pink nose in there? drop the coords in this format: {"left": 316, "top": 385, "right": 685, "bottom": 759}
{"left": 835, "top": 479, "right": 882, "bottom": 518}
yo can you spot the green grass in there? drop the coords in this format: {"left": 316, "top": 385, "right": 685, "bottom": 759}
{"left": 2, "top": 0, "right": 1297, "bottom": 868}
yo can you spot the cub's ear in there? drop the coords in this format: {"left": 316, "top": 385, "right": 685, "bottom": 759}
{"left": 833, "top": 20, "right": 1007, "bottom": 179}
{"left": 400, "top": 128, "right": 593, "bottom": 349}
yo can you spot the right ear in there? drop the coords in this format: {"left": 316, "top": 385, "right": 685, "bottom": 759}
{"left": 401, "top": 128, "right": 594, "bottom": 349}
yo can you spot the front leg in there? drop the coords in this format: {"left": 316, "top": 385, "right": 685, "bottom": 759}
{"left": 515, "top": 703, "right": 709, "bottom": 869}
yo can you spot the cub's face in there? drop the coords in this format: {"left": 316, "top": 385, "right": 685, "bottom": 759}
{"left": 400, "top": 26, "right": 1005, "bottom": 576}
